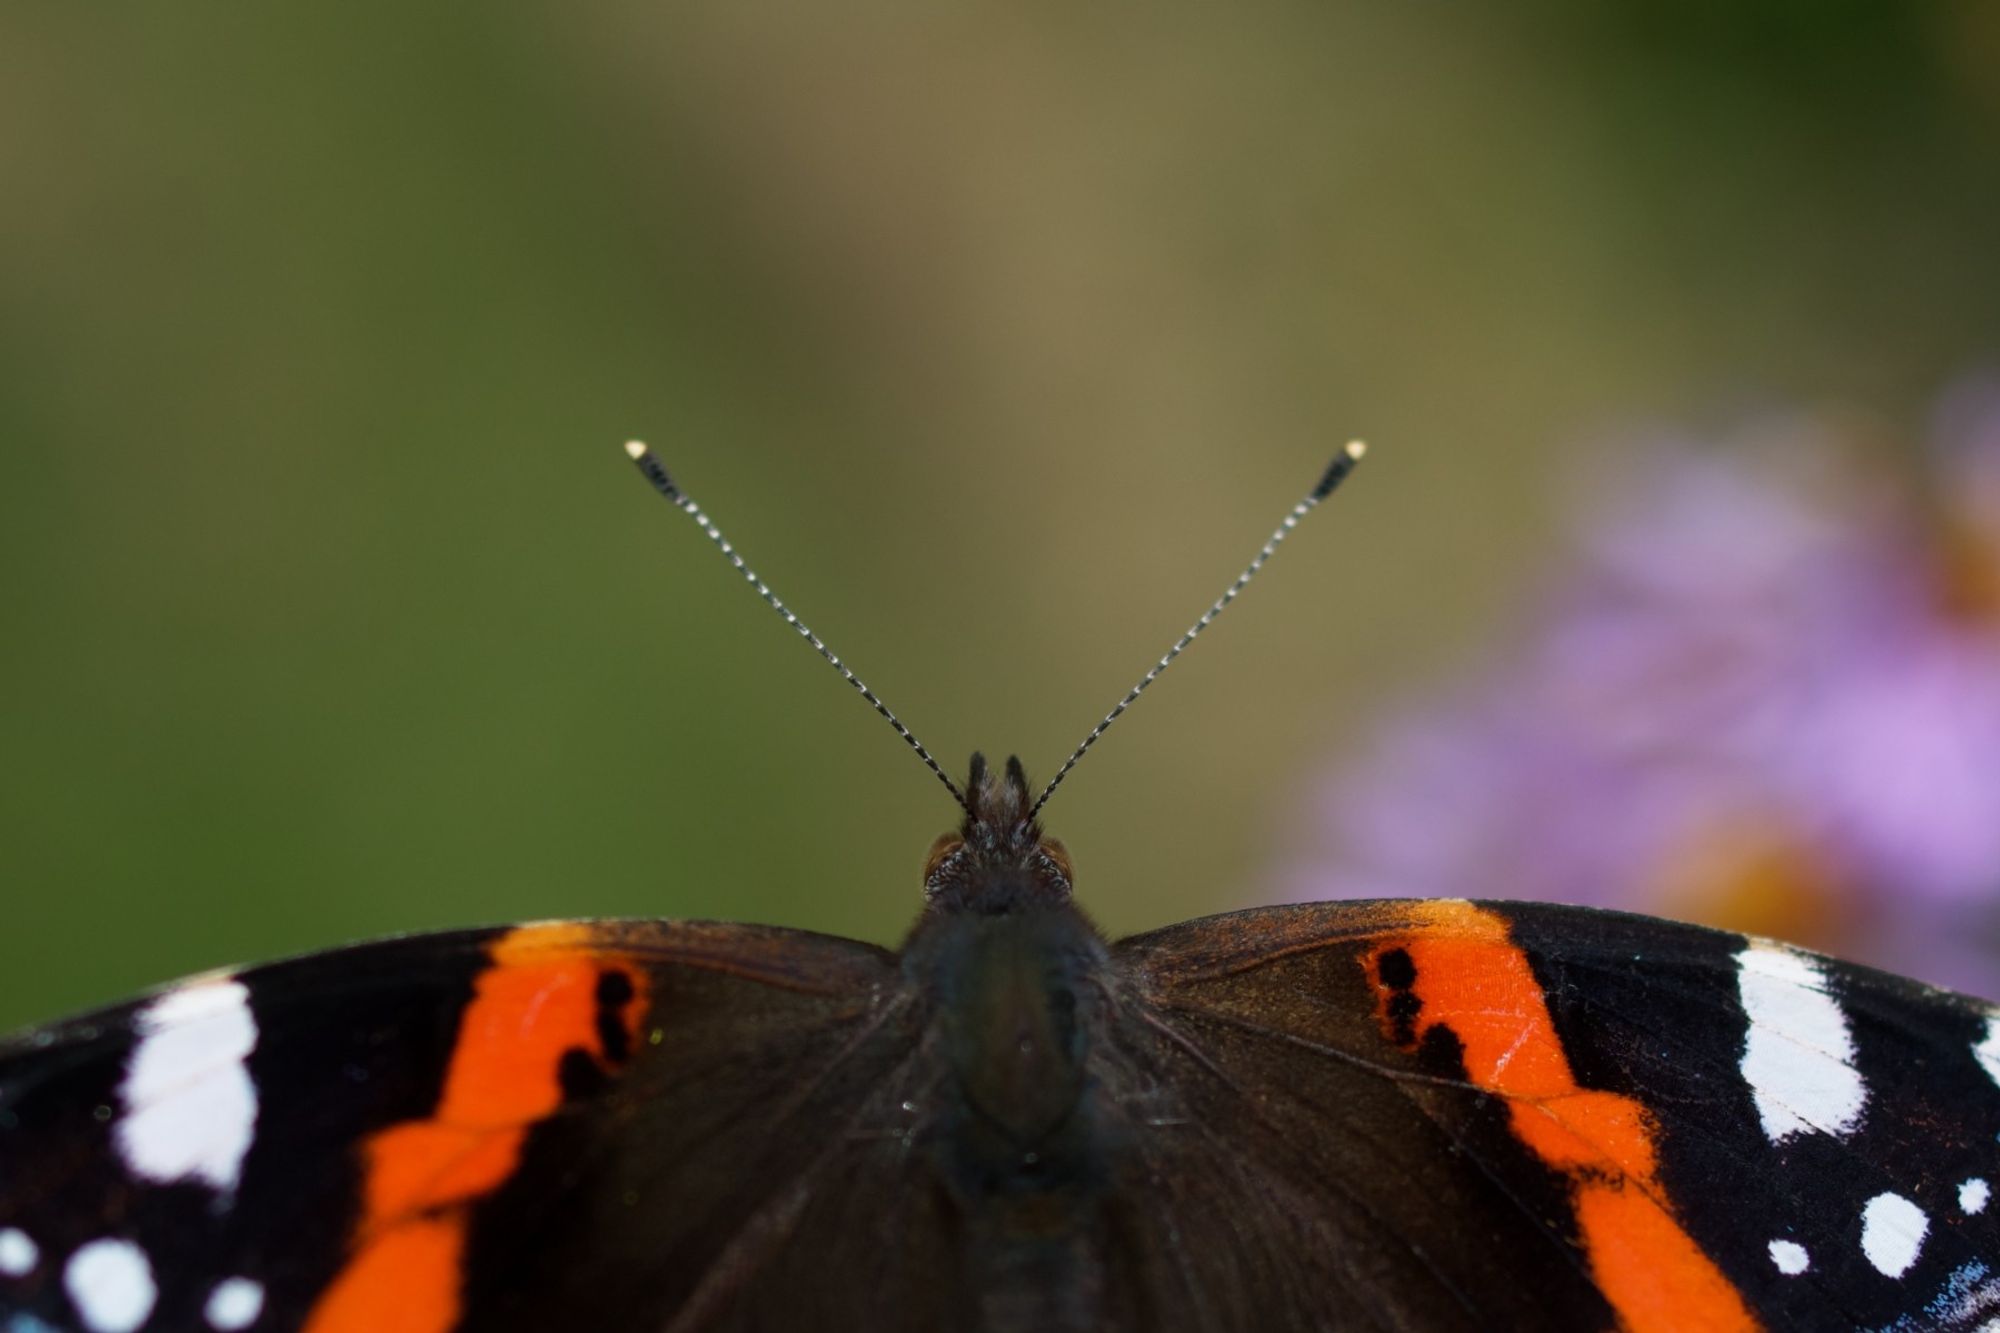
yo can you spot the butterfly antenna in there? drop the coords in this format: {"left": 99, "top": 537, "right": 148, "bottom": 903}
{"left": 625, "top": 442, "right": 968, "bottom": 810}
{"left": 1030, "top": 441, "right": 1368, "bottom": 819}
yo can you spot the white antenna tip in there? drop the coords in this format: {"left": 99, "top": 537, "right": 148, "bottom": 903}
{"left": 1345, "top": 439, "right": 1368, "bottom": 460}
{"left": 624, "top": 440, "right": 649, "bottom": 461}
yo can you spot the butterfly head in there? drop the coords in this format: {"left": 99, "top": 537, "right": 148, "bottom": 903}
{"left": 922, "top": 753, "right": 1074, "bottom": 913}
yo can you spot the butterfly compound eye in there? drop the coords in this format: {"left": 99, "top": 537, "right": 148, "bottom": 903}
{"left": 924, "top": 834, "right": 965, "bottom": 885}
{"left": 1038, "top": 837, "right": 1074, "bottom": 888}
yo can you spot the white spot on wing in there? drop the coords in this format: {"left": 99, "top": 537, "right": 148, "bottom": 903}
{"left": 63, "top": 1239, "right": 156, "bottom": 1333}
{"left": 1768, "top": 1239, "right": 1810, "bottom": 1275}
{"left": 1964, "top": 1178, "right": 1992, "bottom": 1215}
{"left": 204, "top": 1276, "right": 264, "bottom": 1329}
{"left": 1860, "top": 1191, "right": 1930, "bottom": 1278}
{"left": 1735, "top": 943, "right": 1866, "bottom": 1142}
{"left": 115, "top": 977, "right": 258, "bottom": 1194}
{"left": 1976, "top": 1014, "right": 2000, "bottom": 1089}
{"left": 0, "top": 1228, "right": 37, "bottom": 1276}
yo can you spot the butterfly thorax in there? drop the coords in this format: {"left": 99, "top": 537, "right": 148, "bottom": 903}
{"left": 915, "top": 904, "right": 1109, "bottom": 1152}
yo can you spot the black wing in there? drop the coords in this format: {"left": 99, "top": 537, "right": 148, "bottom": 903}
{"left": 1106, "top": 898, "right": 2000, "bottom": 1333}
{"left": 0, "top": 919, "right": 970, "bottom": 1333}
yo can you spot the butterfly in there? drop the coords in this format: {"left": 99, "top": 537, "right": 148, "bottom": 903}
{"left": 4, "top": 442, "right": 1999, "bottom": 1332}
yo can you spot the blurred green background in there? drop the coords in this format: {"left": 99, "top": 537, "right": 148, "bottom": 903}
{"left": 3, "top": 4, "right": 1998, "bottom": 1028}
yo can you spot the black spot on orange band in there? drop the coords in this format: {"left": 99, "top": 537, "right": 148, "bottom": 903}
{"left": 1366, "top": 901, "right": 1758, "bottom": 1333}
{"left": 303, "top": 924, "right": 648, "bottom": 1333}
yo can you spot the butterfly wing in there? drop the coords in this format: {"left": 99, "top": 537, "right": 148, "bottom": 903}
{"left": 0, "top": 919, "right": 963, "bottom": 1333}
{"left": 1108, "top": 899, "right": 2000, "bottom": 1332}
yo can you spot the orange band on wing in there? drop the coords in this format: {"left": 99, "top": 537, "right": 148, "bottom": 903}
{"left": 304, "top": 924, "right": 648, "bottom": 1333}
{"left": 305, "top": 1218, "right": 463, "bottom": 1333}
{"left": 1370, "top": 902, "right": 1756, "bottom": 1333}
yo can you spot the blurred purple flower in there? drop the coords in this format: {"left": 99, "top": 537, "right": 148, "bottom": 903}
{"left": 1281, "top": 387, "right": 2000, "bottom": 996}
